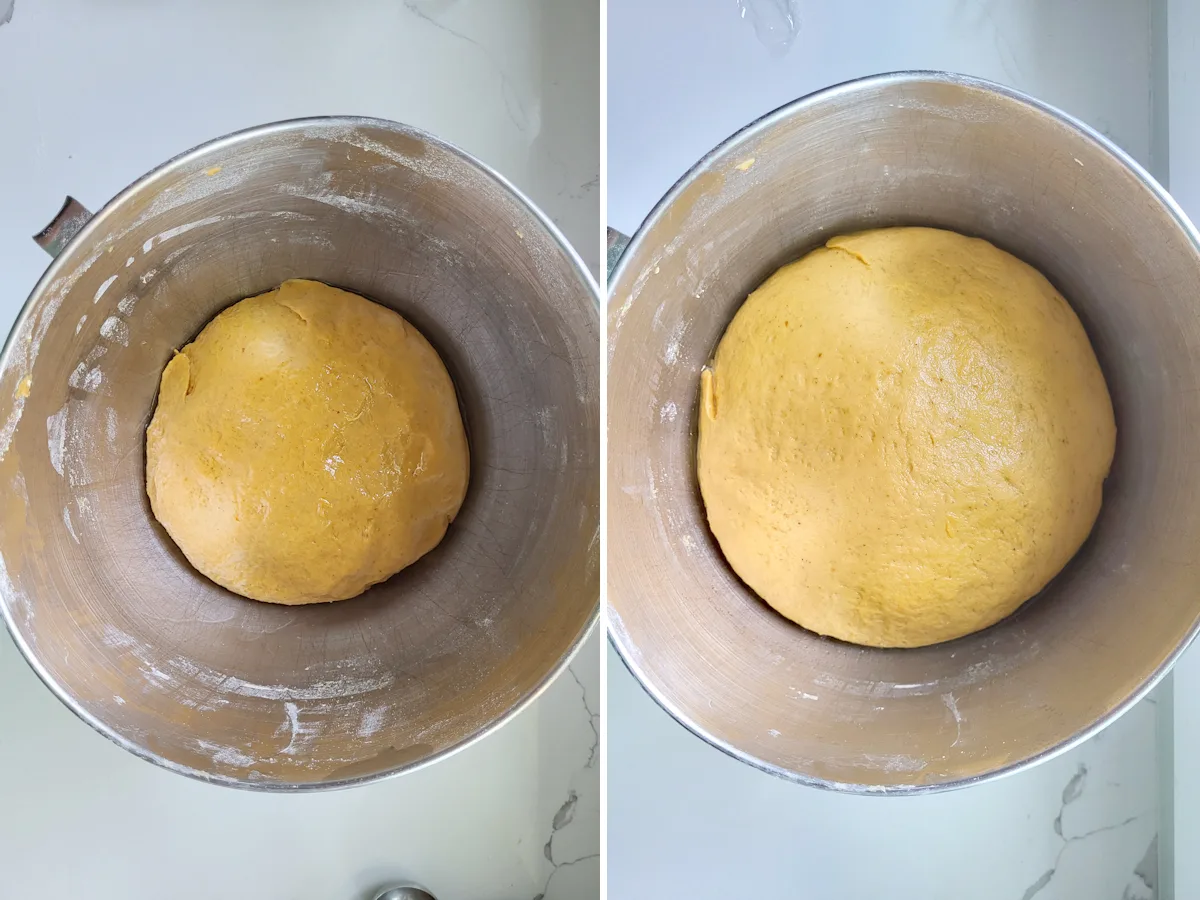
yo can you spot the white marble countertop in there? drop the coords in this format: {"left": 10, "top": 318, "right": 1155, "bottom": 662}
{"left": 610, "top": 647, "right": 1158, "bottom": 900}
{"left": 607, "top": 2, "right": 1162, "bottom": 897}
{"left": 0, "top": 2, "right": 599, "bottom": 898}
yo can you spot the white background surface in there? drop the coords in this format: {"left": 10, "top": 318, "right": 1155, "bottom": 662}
{"left": 607, "top": 2, "right": 1163, "bottom": 898}
{"left": 0, "top": 2, "right": 600, "bottom": 899}
{"left": 1166, "top": 2, "right": 1200, "bottom": 897}
{"left": 607, "top": 0, "right": 1157, "bottom": 236}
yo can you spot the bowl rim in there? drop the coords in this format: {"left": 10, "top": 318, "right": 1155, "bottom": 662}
{"left": 0, "top": 114, "right": 601, "bottom": 793}
{"left": 606, "top": 69, "right": 1200, "bottom": 795}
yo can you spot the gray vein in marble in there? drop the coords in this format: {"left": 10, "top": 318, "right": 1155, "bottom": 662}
{"left": 533, "top": 852, "right": 599, "bottom": 900}
{"left": 1022, "top": 764, "right": 1151, "bottom": 900}
{"left": 530, "top": 659, "right": 599, "bottom": 899}
{"left": 549, "top": 790, "right": 577, "bottom": 842}
{"left": 1120, "top": 834, "right": 1157, "bottom": 900}
{"left": 537, "top": 790, "right": 592, "bottom": 900}
{"left": 1053, "top": 764, "right": 1088, "bottom": 837}
{"left": 401, "top": 0, "right": 529, "bottom": 132}
{"left": 1021, "top": 870, "right": 1053, "bottom": 900}
{"left": 569, "top": 665, "right": 599, "bottom": 769}
{"left": 1135, "top": 835, "right": 1158, "bottom": 889}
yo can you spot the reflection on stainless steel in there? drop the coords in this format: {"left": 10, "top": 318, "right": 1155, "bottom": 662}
{"left": 0, "top": 117, "right": 599, "bottom": 790}
{"left": 373, "top": 887, "right": 437, "bottom": 900}
{"left": 608, "top": 72, "right": 1200, "bottom": 793}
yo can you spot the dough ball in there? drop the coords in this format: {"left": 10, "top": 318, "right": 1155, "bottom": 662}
{"left": 697, "top": 227, "right": 1115, "bottom": 648}
{"left": 146, "top": 279, "right": 469, "bottom": 605}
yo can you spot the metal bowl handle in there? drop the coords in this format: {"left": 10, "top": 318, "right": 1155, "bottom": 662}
{"left": 606, "top": 226, "right": 629, "bottom": 280}
{"left": 33, "top": 195, "right": 93, "bottom": 259}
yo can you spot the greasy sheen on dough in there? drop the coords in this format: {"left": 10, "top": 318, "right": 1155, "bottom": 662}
{"left": 146, "top": 279, "right": 469, "bottom": 605}
{"left": 697, "top": 227, "right": 1116, "bottom": 648}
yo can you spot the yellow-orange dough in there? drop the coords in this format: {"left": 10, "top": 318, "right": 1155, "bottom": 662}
{"left": 697, "top": 227, "right": 1115, "bottom": 648}
{"left": 146, "top": 279, "right": 469, "bottom": 605}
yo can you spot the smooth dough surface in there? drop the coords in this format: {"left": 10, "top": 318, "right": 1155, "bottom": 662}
{"left": 697, "top": 227, "right": 1116, "bottom": 648}
{"left": 146, "top": 279, "right": 469, "bottom": 605}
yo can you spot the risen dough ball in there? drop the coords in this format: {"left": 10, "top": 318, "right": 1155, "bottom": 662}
{"left": 146, "top": 279, "right": 469, "bottom": 605}
{"left": 697, "top": 227, "right": 1115, "bottom": 648}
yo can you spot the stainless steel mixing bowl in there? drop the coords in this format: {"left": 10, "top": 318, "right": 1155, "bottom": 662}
{"left": 0, "top": 117, "right": 599, "bottom": 789}
{"left": 608, "top": 71, "right": 1200, "bottom": 792}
